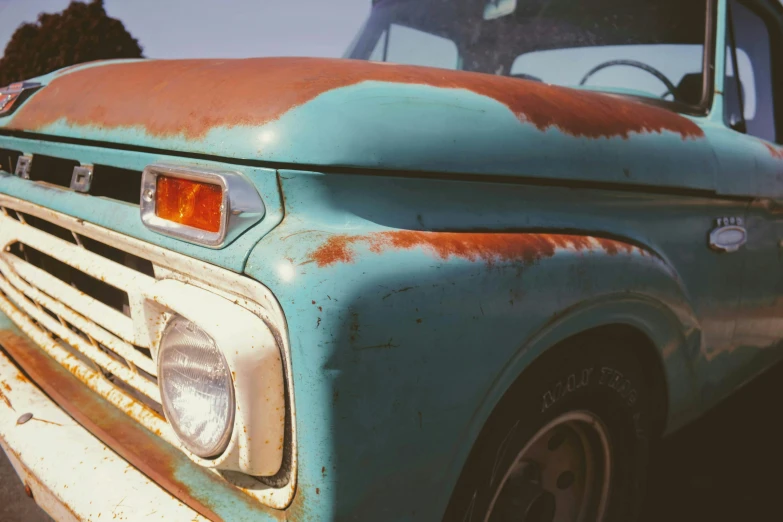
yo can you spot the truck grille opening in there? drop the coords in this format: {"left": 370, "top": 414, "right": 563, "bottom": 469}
{"left": 89, "top": 165, "right": 143, "bottom": 204}
{"left": 29, "top": 154, "right": 79, "bottom": 188}
{"left": 0, "top": 147, "right": 21, "bottom": 174}
{"left": 8, "top": 242, "right": 131, "bottom": 317}
{"left": 0, "top": 205, "right": 162, "bottom": 418}
{"left": 9, "top": 152, "right": 142, "bottom": 205}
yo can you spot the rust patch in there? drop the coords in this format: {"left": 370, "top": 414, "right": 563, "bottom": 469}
{"left": 0, "top": 330, "right": 286, "bottom": 522}
{"left": 765, "top": 143, "right": 783, "bottom": 160}
{"left": 9, "top": 57, "right": 704, "bottom": 141}
{"left": 0, "top": 387, "right": 12, "bottom": 410}
{"left": 308, "top": 231, "right": 641, "bottom": 268}
{"left": 2, "top": 381, "right": 10, "bottom": 392}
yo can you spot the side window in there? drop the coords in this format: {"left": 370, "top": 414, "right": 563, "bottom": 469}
{"left": 368, "top": 24, "right": 459, "bottom": 69}
{"left": 725, "top": 0, "right": 776, "bottom": 142}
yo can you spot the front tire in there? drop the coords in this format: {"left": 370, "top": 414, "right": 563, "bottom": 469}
{"left": 443, "top": 328, "right": 655, "bottom": 522}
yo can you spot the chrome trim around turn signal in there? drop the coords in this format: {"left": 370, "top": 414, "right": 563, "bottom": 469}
{"left": 140, "top": 163, "right": 266, "bottom": 248}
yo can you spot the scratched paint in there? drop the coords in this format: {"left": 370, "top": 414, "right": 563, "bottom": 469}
{"left": 7, "top": 58, "right": 703, "bottom": 141}
{"left": 307, "top": 231, "right": 643, "bottom": 268}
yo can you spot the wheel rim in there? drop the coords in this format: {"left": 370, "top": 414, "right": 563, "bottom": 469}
{"left": 485, "top": 411, "right": 612, "bottom": 522}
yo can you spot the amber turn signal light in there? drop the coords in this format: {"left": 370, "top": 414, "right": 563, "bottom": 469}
{"left": 155, "top": 176, "right": 223, "bottom": 233}
{"left": 140, "top": 164, "right": 266, "bottom": 248}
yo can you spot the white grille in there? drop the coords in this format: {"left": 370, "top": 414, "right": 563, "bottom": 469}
{"left": 0, "top": 204, "right": 172, "bottom": 436}
{"left": 0, "top": 194, "right": 298, "bottom": 509}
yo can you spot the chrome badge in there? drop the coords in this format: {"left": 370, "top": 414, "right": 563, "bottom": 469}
{"left": 0, "top": 82, "right": 41, "bottom": 116}
{"left": 709, "top": 217, "right": 747, "bottom": 253}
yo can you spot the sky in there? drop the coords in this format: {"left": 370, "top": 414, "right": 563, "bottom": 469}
{"left": 0, "top": 0, "right": 370, "bottom": 59}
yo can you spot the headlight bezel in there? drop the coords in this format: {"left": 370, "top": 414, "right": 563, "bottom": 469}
{"left": 148, "top": 278, "right": 285, "bottom": 476}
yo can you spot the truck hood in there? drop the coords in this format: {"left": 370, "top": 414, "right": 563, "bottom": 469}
{"left": 0, "top": 57, "right": 715, "bottom": 191}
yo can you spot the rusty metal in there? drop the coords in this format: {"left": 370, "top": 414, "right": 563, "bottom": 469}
{"left": 765, "top": 142, "right": 783, "bottom": 159}
{"left": 7, "top": 58, "right": 704, "bottom": 141}
{"left": 307, "top": 231, "right": 646, "bottom": 268}
{"left": 0, "top": 329, "right": 285, "bottom": 522}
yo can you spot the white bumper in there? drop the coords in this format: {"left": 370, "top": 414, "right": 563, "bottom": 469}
{"left": 0, "top": 348, "right": 205, "bottom": 522}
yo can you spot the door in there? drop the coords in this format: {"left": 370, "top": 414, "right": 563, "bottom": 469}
{"left": 723, "top": 0, "right": 783, "bottom": 382}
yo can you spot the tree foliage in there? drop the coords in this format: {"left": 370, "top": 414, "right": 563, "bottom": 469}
{"left": 0, "top": 0, "right": 143, "bottom": 85}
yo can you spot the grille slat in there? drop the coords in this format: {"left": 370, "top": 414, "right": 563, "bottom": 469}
{"left": 0, "top": 258, "right": 156, "bottom": 375}
{"left": 5, "top": 253, "right": 136, "bottom": 343}
{"left": 2, "top": 212, "right": 153, "bottom": 345}
{"left": 0, "top": 273, "right": 160, "bottom": 402}
{"left": 0, "top": 286, "right": 171, "bottom": 436}
{"left": 0, "top": 204, "right": 162, "bottom": 411}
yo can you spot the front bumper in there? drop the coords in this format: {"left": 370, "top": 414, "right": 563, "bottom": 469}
{"left": 0, "top": 318, "right": 291, "bottom": 522}
{"left": 0, "top": 338, "right": 204, "bottom": 521}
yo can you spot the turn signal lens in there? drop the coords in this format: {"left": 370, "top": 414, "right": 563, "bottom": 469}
{"left": 141, "top": 163, "right": 266, "bottom": 248}
{"left": 155, "top": 175, "right": 223, "bottom": 233}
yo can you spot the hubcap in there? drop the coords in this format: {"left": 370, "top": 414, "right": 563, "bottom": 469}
{"left": 486, "top": 411, "right": 612, "bottom": 522}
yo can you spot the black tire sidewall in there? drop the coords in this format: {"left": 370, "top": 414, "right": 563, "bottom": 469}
{"left": 443, "top": 331, "right": 653, "bottom": 522}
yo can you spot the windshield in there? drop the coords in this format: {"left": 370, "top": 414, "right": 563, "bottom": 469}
{"left": 346, "top": 0, "right": 710, "bottom": 107}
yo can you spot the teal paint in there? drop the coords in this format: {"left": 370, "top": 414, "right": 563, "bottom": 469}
{"left": 241, "top": 164, "right": 759, "bottom": 519}
{"left": 3, "top": 79, "right": 714, "bottom": 190}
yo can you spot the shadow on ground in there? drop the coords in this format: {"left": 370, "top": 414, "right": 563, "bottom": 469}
{"left": 2, "top": 358, "right": 783, "bottom": 521}
{"left": 0, "top": 450, "right": 50, "bottom": 522}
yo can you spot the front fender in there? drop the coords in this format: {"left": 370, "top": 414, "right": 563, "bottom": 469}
{"left": 244, "top": 172, "right": 700, "bottom": 521}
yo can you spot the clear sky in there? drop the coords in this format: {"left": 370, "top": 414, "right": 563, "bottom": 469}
{"left": 0, "top": 0, "right": 370, "bottom": 59}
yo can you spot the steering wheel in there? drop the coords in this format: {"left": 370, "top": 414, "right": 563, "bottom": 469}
{"left": 578, "top": 59, "right": 678, "bottom": 100}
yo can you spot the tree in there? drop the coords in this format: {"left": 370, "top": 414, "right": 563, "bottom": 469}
{"left": 0, "top": 0, "right": 143, "bottom": 85}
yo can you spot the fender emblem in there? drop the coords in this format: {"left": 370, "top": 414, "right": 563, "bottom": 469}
{"left": 709, "top": 217, "right": 746, "bottom": 253}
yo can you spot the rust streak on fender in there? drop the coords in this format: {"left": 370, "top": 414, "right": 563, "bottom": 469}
{"left": 9, "top": 57, "right": 704, "bottom": 140}
{"left": 308, "top": 231, "right": 642, "bottom": 268}
{"left": 765, "top": 143, "right": 783, "bottom": 160}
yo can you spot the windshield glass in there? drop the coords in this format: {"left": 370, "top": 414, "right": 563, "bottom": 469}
{"left": 346, "top": 0, "right": 710, "bottom": 107}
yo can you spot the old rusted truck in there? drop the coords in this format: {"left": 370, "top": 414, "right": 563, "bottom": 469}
{"left": 0, "top": 0, "right": 781, "bottom": 520}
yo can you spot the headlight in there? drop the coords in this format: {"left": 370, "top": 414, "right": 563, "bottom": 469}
{"left": 158, "top": 315, "right": 234, "bottom": 458}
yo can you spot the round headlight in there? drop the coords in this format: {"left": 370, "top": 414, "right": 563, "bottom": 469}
{"left": 158, "top": 315, "right": 234, "bottom": 458}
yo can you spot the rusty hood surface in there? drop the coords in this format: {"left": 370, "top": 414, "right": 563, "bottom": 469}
{"left": 0, "top": 57, "right": 716, "bottom": 190}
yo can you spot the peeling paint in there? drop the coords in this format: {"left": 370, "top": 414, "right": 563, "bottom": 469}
{"left": 9, "top": 58, "right": 703, "bottom": 141}
{"left": 308, "top": 231, "right": 643, "bottom": 268}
